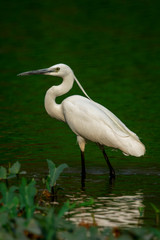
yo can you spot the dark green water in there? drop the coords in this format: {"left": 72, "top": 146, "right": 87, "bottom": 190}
{"left": 0, "top": 0, "right": 160, "bottom": 228}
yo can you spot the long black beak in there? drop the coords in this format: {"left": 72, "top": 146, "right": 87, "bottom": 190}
{"left": 17, "top": 68, "right": 52, "bottom": 76}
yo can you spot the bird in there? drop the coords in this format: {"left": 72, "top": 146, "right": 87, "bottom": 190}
{"left": 18, "top": 63, "right": 145, "bottom": 179}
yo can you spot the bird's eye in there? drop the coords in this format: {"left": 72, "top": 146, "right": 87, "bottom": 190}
{"left": 55, "top": 67, "right": 60, "bottom": 72}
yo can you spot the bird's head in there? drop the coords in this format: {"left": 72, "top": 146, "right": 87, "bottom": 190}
{"left": 17, "top": 63, "right": 73, "bottom": 78}
{"left": 18, "top": 63, "right": 91, "bottom": 100}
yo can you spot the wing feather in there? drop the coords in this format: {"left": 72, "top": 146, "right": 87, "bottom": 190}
{"left": 62, "top": 95, "right": 145, "bottom": 156}
{"left": 62, "top": 95, "right": 138, "bottom": 139}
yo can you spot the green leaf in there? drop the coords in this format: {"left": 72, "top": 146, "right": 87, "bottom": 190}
{"left": 47, "top": 160, "right": 55, "bottom": 175}
{"left": 19, "top": 178, "right": 37, "bottom": 219}
{"left": 58, "top": 200, "right": 76, "bottom": 218}
{"left": 27, "top": 179, "right": 37, "bottom": 206}
{"left": 150, "top": 203, "right": 160, "bottom": 214}
{"left": 0, "top": 183, "right": 18, "bottom": 217}
{"left": 46, "top": 160, "right": 68, "bottom": 189}
{"left": 0, "top": 182, "right": 7, "bottom": 203}
{"left": 9, "top": 161, "right": 21, "bottom": 175}
{"left": 0, "top": 212, "right": 9, "bottom": 226}
{"left": 53, "top": 163, "right": 68, "bottom": 185}
{"left": 47, "top": 160, "right": 56, "bottom": 187}
{"left": 7, "top": 174, "right": 16, "bottom": 179}
{"left": 46, "top": 177, "right": 50, "bottom": 191}
{"left": 19, "top": 177, "right": 27, "bottom": 208}
{"left": 20, "top": 178, "right": 37, "bottom": 207}
{"left": 8, "top": 196, "right": 19, "bottom": 217}
{"left": 0, "top": 166, "right": 7, "bottom": 179}
{"left": 8, "top": 186, "right": 18, "bottom": 203}
{"left": 150, "top": 228, "right": 160, "bottom": 238}
{"left": 138, "top": 207, "right": 144, "bottom": 217}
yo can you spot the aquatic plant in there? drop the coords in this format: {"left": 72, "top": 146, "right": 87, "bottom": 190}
{"left": 9, "top": 161, "right": 21, "bottom": 175}
{"left": 138, "top": 206, "right": 144, "bottom": 217}
{"left": 0, "top": 161, "right": 160, "bottom": 240}
{"left": 0, "top": 182, "right": 18, "bottom": 218}
{"left": 45, "top": 159, "right": 68, "bottom": 196}
{"left": 0, "top": 161, "right": 26, "bottom": 185}
{"left": 0, "top": 166, "right": 7, "bottom": 180}
{"left": 150, "top": 203, "right": 160, "bottom": 226}
{"left": 19, "top": 178, "right": 37, "bottom": 219}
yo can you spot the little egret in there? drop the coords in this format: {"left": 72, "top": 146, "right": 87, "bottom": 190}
{"left": 18, "top": 63, "right": 145, "bottom": 179}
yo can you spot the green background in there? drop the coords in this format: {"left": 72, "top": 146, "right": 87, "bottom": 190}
{"left": 0, "top": 0, "right": 160, "bottom": 228}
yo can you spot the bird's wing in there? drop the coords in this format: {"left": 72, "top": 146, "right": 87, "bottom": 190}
{"left": 62, "top": 96, "right": 139, "bottom": 140}
{"left": 92, "top": 100, "right": 139, "bottom": 140}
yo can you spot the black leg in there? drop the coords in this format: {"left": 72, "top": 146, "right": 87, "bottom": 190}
{"left": 81, "top": 174, "right": 85, "bottom": 190}
{"left": 81, "top": 150, "right": 86, "bottom": 178}
{"left": 98, "top": 144, "right": 115, "bottom": 179}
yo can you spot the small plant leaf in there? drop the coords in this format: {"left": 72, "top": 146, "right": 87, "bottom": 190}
{"left": 58, "top": 200, "right": 76, "bottom": 218}
{"left": 46, "top": 160, "right": 68, "bottom": 193}
{"left": 0, "top": 166, "right": 7, "bottom": 179}
{"left": 0, "top": 212, "right": 9, "bottom": 226}
{"left": 7, "top": 174, "right": 16, "bottom": 179}
{"left": 8, "top": 186, "right": 18, "bottom": 202}
{"left": 53, "top": 163, "right": 68, "bottom": 185}
{"left": 27, "top": 179, "right": 37, "bottom": 205}
{"left": 19, "top": 178, "right": 37, "bottom": 219}
{"left": 138, "top": 207, "right": 144, "bottom": 217}
{"left": 47, "top": 160, "right": 56, "bottom": 187}
{"left": 150, "top": 203, "right": 160, "bottom": 214}
{"left": 9, "top": 161, "right": 21, "bottom": 175}
{"left": 0, "top": 182, "right": 7, "bottom": 203}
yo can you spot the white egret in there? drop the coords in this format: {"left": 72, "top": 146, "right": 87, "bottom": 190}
{"left": 18, "top": 63, "right": 145, "bottom": 179}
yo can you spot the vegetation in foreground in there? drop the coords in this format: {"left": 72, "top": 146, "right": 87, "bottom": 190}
{"left": 0, "top": 161, "right": 160, "bottom": 240}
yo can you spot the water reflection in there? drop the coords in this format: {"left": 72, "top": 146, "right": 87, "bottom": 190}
{"left": 67, "top": 192, "right": 144, "bottom": 227}
{"left": 81, "top": 173, "right": 116, "bottom": 191}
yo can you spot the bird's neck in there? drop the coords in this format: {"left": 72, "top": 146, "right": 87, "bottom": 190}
{"left": 44, "top": 73, "right": 74, "bottom": 121}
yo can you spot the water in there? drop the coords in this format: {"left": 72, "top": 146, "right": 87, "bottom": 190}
{"left": 0, "top": 0, "right": 160, "bottom": 229}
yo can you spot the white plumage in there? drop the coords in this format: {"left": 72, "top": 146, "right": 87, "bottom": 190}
{"left": 62, "top": 95, "right": 145, "bottom": 157}
{"left": 18, "top": 63, "right": 145, "bottom": 178}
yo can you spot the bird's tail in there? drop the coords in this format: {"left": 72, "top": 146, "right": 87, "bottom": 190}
{"left": 122, "top": 138, "right": 146, "bottom": 157}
